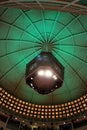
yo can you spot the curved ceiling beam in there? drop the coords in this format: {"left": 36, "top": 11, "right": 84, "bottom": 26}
{"left": 0, "top": 1, "right": 87, "bottom": 15}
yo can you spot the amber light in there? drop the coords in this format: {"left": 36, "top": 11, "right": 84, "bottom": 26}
{"left": 0, "top": 87, "right": 87, "bottom": 120}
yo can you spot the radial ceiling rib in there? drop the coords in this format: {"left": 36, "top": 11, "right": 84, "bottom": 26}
{"left": 53, "top": 50, "right": 87, "bottom": 90}
{"left": 10, "top": 12, "right": 22, "bottom": 25}
{"left": 0, "top": 19, "right": 42, "bottom": 42}
{"left": 0, "top": 40, "right": 41, "bottom": 58}
{"left": 48, "top": 11, "right": 60, "bottom": 42}
{"left": 0, "top": 9, "right": 22, "bottom": 25}
{"left": 0, "top": 39, "right": 41, "bottom": 45}
{"left": 21, "top": 10, "right": 45, "bottom": 41}
{"left": 13, "top": 23, "right": 43, "bottom": 42}
{"left": 55, "top": 31, "right": 87, "bottom": 42}
{"left": 13, "top": 74, "right": 25, "bottom": 94}
{"left": 54, "top": 43, "right": 87, "bottom": 48}
{"left": 29, "top": 91, "right": 35, "bottom": 103}
{"left": 51, "top": 15, "right": 80, "bottom": 42}
{"left": 41, "top": 10, "right": 47, "bottom": 42}
{"left": 0, "top": 49, "right": 41, "bottom": 82}
{"left": 63, "top": 80, "right": 73, "bottom": 101}
{"left": 54, "top": 46, "right": 87, "bottom": 64}
{"left": 0, "top": 45, "right": 40, "bottom": 58}
{"left": 0, "top": 7, "right": 8, "bottom": 16}
{"left": 5, "top": 26, "right": 11, "bottom": 40}
{"left": 78, "top": 18, "right": 87, "bottom": 32}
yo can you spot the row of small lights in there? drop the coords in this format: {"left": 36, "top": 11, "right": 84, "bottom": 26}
{"left": 0, "top": 87, "right": 87, "bottom": 119}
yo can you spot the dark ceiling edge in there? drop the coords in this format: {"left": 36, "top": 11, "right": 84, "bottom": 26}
{"left": 0, "top": 1, "right": 87, "bottom": 15}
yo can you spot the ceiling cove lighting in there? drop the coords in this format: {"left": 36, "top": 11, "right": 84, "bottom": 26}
{"left": 25, "top": 52, "right": 64, "bottom": 94}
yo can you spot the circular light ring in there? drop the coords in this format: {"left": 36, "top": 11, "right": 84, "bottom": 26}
{"left": 0, "top": 87, "right": 87, "bottom": 121}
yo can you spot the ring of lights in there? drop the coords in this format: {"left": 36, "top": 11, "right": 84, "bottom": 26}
{"left": 0, "top": 87, "right": 87, "bottom": 122}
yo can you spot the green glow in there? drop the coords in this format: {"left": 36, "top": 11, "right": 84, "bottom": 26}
{"left": 0, "top": 7, "right": 87, "bottom": 105}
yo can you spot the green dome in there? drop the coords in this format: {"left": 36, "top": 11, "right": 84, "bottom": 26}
{"left": 0, "top": 7, "right": 87, "bottom": 105}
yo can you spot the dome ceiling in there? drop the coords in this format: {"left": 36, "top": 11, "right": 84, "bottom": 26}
{"left": 0, "top": 6, "right": 87, "bottom": 105}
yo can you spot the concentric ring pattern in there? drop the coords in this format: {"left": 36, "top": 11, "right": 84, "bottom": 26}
{"left": 0, "top": 7, "right": 87, "bottom": 105}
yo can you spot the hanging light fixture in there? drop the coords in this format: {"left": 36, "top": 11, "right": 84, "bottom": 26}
{"left": 25, "top": 52, "right": 64, "bottom": 95}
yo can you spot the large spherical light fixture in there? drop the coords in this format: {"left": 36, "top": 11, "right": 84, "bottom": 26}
{"left": 25, "top": 52, "right": 64, "bottom": 95}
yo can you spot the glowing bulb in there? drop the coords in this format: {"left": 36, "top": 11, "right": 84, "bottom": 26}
{"left": 30, "top": 83, "right": 33, "bottom": 87}
{"left": 45, "top": 70, "right": 52, "bottom": 77}
{"left": 53, "top": 75, "right": 57, "bottom": 80}
{"left": 37, "top": 70, "right": 44, "bottom": 76}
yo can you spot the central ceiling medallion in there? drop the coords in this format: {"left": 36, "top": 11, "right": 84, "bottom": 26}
{"left": 25, "top": 52, "right": 64, "bottom": 95}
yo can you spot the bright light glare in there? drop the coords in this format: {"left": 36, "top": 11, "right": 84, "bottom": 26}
{"left": 37, "top": 70, "right": 44, "bottom": 76}
{"left": 37, "top": 69, "right": 53, "bottom": 77}
{"left": 53, "top": 75, "right": 57, "bottom": 80}
{"left": 45, "top": 70, "right": 52, "bottom": 77}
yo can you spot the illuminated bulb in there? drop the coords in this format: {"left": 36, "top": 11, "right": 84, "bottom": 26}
{"left": 37, "top": 70, "right": 44, "bottom": 76}
{"left": 53, "top": 75, "right": 57, "bottom": 80}
{"left": 55, "top": 85, "right": 58, "bottom": 88}
{"left": 84, "top": 116, "right": 86, "bottom": 118}
{"left": 45, "top": 70, "right": 52, "bottom": 77}
{"left": 31, "top": 77, "right": 33, "bottom": 80}
{"left": 37, "top": 69, "right": 53, "bottom": 78}
{"left": 30, "top": 83, "right": 33, "bottom": 87}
